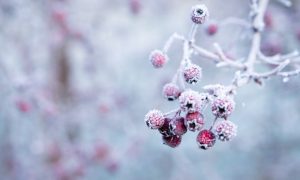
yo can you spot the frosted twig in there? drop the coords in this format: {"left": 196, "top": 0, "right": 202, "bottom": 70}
{"left": 163, "top": 33, "right": 185, "bottom": 53}
{"left": 252, "top": 59, "right": 290, "bottom": 79}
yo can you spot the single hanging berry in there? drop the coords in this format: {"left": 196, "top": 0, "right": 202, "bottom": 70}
{"left": 191, "top": 4, "right": 209, "bottom": 24}
{"left": 149, "top": 50, "right": 168, "bottom": 68}
{"left": 197, "top": 129, "right": 216, "bottom": 150}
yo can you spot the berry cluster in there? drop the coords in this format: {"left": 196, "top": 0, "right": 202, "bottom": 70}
{"left": 145, "top": 4, "right": 238, "bottom": 150}
{"left": 145, "top": 84, "right": 237, "bottom": 149}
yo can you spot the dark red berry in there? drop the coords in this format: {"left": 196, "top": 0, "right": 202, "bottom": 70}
{"left": 162, "top": 135, "right": 182, "bottom": 148}
{"left": 196, "top": 130, "right": 216, "bottom": 150}
{"left": 170, "top": 117, "right": 187, "bottom": 136}
{"left": 158, "top": 118, "right": 172, "bottom": 137}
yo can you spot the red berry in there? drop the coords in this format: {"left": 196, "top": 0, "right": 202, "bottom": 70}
{"left": 206, "top": 23, "right": 218, "bottom": 36}
{"left": 16, "top": 100, "right": 31, "bottom": 113}
{"left": 158, "top": 118, "right": 173, "bottom": 137}
{"left": 162, "top": 83, "right": 181, "bottom": 101}
{"left": 185, "top": 112, "right": 204, "bottom": 132}
{"left": 149, "top": 50, "right": 168, "bottom": 68}
{"left": 162, "top": 135, "right": 182, "bottom": 148}
{"left": 170, "top": 117, "right": 187, "bottom": 136}
{"left": 197, "top": 130, "right": 216, "bottom": 150}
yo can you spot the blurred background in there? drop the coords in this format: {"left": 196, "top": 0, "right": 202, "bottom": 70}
{"left": 1, "top": 0, "right": 300, "bottom": 179}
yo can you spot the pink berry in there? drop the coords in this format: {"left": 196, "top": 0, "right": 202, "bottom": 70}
{"left": 185, "top": 112, "right": 204, "bottom": 132}
{"left": 158, "top": 118, "right": 173, "bottom": 137}
{"left": 179, "top": 90, "right": 208, "bottom": 113}
{"left": 130, "top": 0, "right": 141, "bottom": 14}
{"left": 170, "top": 117, "right": 187, "bottom": 136}
{"left": 206, "top": 23, "right": 218, "bottom": 36}
{"left": 211, "top": 97, "right": 235, "bottom": 119}
{"left": 197, "top": 130, "right": 216, "bottom": 150}
{"left": 145, "top": 109, "right": 165, "bottom": 129}
{"left": 213, "top": 120, "right": 237, "bottom": 141}
{"left": 162, "top": 83, "right": 181, "bottom": 101}
{"left": 162, "top": 135, "right": 182, "bottom": 148}
{"left": 191, "top": 4, "right": 209, "bottom": 24}
{"left": 183, "top": 63, "right": 202, "bottom": 84}
{"left": 149, "top": 50, "right": 168, "bottom": 68}
{"left": 16, "top": 100, "right": 31, "bottom": 113}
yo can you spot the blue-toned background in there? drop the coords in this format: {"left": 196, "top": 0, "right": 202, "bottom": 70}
{"left": 0, "top": 0, "right": 300, "bottom": 179}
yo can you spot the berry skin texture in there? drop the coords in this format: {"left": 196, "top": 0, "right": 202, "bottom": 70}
{"left": 183, "top": 63, "right": 202, "bottom": 84}
{"left": 158, "top": 118, "right": 173, "bottom": 137}
{"left": 185, "top": 112, "right": 204, "bottom": 132}
{"left": 213, "top": 120, "right": 237, "bottom": 141}
{"left": 211, "top": 97, "right": 235, "bottom": 119}
{"left": 162, "top": 83, "right": 181, "bottom": 101}
{"left": 206, "top": 23, "right": 218, "bottom": 36}
{"left": 149, "top": 50, "right": 168, "bottom": 68}
{"left": 197, "top": 130, "right": 216, "bottom": 150}
{"left": 162, "top": 135, "right": 182, "bottom": 148}
{"left": 179, "top": 90, "right": 207, "bottom": 113}
{"left": 191, "top": 4, "right": 209, "bottom": 24}
{"left": 170, "top": 117, "right": 187, "bottom": 136}
{"left": 145, "top": 109, "right": 165, "bottom": 129}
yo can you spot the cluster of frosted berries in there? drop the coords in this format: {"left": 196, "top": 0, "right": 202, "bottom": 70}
{"left": 145, "top": 85, "right": 238, "bottom": 150}
{"left": 145, "top": 5, "right": 237, "bottom": 150}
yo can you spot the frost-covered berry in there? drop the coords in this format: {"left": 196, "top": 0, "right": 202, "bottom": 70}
{"left": 213, "top": 120, "right": 237, "bottom": 141}
{"left": 211, "top": 97, "right": 235, "bottom": 119}
{"left": 170, "top": 117, "right": 187, "bottom": 136}
{"left": 197, "top": 130, "right": 216, "bottom": 150}
{"left": 149, "top": 50, "right": 168, "bottom": 68}
{"left": 145, "top": 109, "right": 165, "bottom": 129}
{"left": 158, "top": 118, "right": 173, "bottom": 137}
{"left": 162, "top": 135, "right": 182, "bottom": 148}
{"left": 185, "top": 112, "right": 204, "bottom": 132}
{"left": 162, "top": 83, "right": 181, "bottom": 101}
{"left": 191, "top": 4, "right": 209, "bottom": 24}
{"left": 206, "top": 23, "right": 218, "bottom": 36}
{"left": 179, "top": 90, "right": 208, "bottom": 113}
{"left": 183, "top": 63, "right": 202, "bottom": 84}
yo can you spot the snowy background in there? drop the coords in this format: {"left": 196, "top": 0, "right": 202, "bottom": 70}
{"left": 1, "top": 0, "right": 300, "bottom": 179}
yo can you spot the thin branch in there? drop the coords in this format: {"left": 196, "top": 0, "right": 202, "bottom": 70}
{"left": 252, "top": 59, "right": 290, "bottom": 79}
{"left": 163, "top": 33, "right": 185, "bottom": 53}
